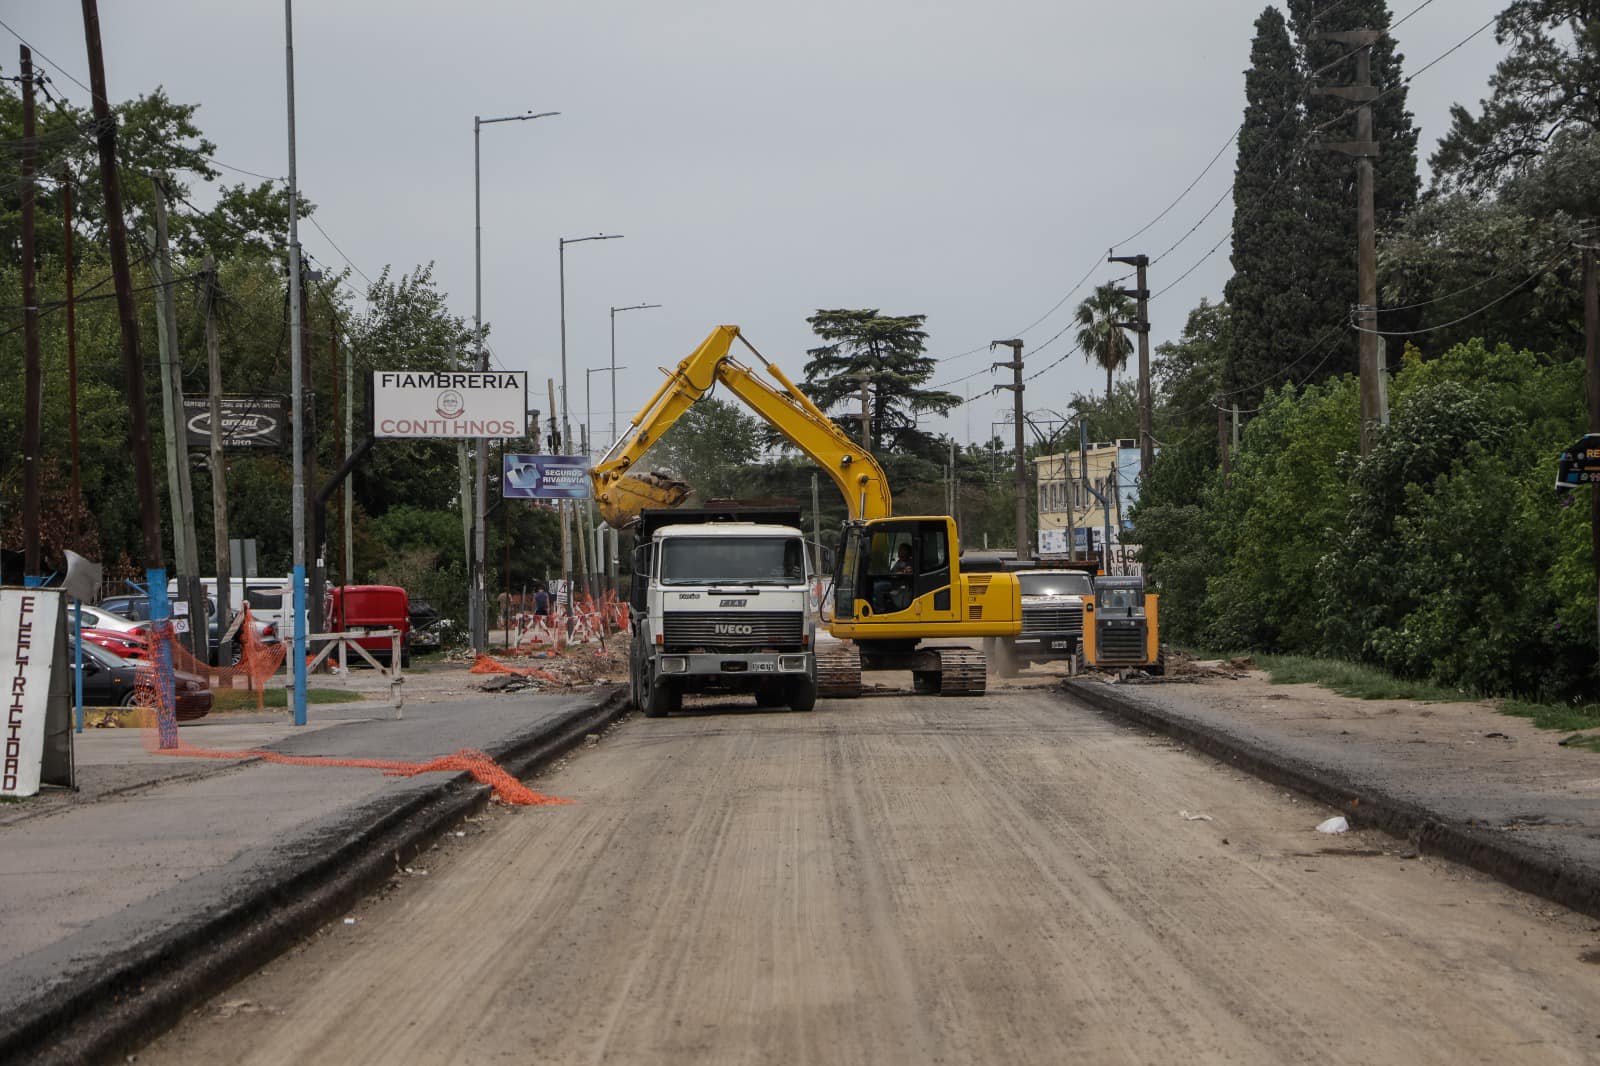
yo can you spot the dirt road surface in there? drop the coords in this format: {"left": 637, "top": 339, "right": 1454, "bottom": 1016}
{"left": 145, "top": 688, "right": 1600, "bottom": 1065}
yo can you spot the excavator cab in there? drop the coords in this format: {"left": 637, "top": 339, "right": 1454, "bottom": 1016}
{"left": 834, "top": 519, "right": 954, "bottom": 621}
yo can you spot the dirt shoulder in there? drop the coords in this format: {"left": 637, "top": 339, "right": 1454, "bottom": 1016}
{"left": 1065, "top": 665, "right": 1600, "bottom": 913}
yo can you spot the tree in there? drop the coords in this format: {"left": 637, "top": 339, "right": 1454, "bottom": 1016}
{"left": 1432, "top": 1, "right": 1600, "bottom": 198}
{"left": 643, "top": 398, "right": 764, "bottom": 500}
{"left": 801, "top": 310, "right": 958, "bottom": 458}
{"left": 1223, "top": 8, "right": 1318, "bottom": 409}
{"left": 1073, "top": 283, "right": 1134, "bottom": 405}
{"left": 1287, "top": 0, "right": 1421, "bottom": 375}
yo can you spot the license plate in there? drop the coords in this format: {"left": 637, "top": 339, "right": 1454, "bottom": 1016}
{"left": 754, "top": 662, "right": 776, "bottom": 672}
{"left": 1050, "top": 640, "right": 1069, "bottom": 650}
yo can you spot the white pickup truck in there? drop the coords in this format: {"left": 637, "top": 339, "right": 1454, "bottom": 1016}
{"left": 628, "top": 509, "right": 818, "bottom": 717}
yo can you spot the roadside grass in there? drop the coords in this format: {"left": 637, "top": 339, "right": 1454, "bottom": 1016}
{"left": 1500, "top": 701, "right": 1600, "bottom": 751}
{"left": 1251, "top": 654, "right": 1600, "bottom": 751}
{"left": 1254, "top": 654, "right": 1471, "bottom": 702}
{"left": 212, "top": 688, "right": 367, "bottom": 712}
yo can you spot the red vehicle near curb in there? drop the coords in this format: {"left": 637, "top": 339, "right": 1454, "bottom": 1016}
{"left": 326, "top": 585, "right": 411, "bottom": 668}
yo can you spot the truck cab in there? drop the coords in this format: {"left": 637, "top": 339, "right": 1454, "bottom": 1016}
{"left": 629, "top": 509, "right": 817, "bottom": 717}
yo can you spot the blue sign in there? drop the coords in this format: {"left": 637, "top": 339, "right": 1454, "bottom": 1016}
{"left": 503, "top": 454, "right": 591, "bottom": 499}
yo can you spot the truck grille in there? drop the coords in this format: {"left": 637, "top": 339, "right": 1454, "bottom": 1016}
{"left": 1097, "top": 622, "right": 1148, "bottom": 663}
{"left": 1022, "top": 605, "right": 1083, "bottom": 635}
{"left": 662, "top": 611, "right": 803, "bottom": 650}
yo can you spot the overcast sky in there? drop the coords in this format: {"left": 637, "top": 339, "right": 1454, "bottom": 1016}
{"left": 12, "top": 0, "right": 1506, "bottom": 451}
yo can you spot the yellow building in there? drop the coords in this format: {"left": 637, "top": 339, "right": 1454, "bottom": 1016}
{"left": 1034, "top": 438, "right": 1141, "bottom": 559}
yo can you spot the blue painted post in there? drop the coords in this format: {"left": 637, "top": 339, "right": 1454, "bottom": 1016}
{"left": 147, "top": 569, "right": 178, "bottom": 749}
{"left": 292, "top": 565, "right": 307, "bottom": 726}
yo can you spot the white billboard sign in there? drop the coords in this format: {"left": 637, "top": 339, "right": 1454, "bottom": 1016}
{"left": 2, "top": 588, "right": 72, "bottom": 797}
{"left": 372, "top": 371, "right": 528, "bottom": 439}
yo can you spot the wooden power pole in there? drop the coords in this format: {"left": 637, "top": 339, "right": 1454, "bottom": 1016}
{"left": 1314, "top": 28, "right": 1384, "bottom": 455}
{"left": 149, "top": 176, "right": 206, "bottom": 660}
{"left": 1110, "top": 253, "right": 1154, "bottom": 478}
{"left": 1585, "top": 245, "right": 1600, "bottom": 666}
{"left": 203, "top": 257, "right": 232, "bottom": 649}
{"left": 991, "top": 339, "right": 1028, "bottom": 560}
{"left": 18, "top": 47, "right": 41, "bottom": 577}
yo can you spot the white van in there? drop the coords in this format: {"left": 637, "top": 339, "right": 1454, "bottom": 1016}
{"left": 168, "top": 576, "right": 298, "bottom": 634}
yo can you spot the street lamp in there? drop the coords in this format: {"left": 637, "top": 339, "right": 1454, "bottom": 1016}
{"left": 469, "top": 108, "right": 557, "bottom": 652}
{"left": 584, "top": 365, "right": 628, "bottom": 462}
{"left": 558, "top": 233, "right": 622, "bottom": 626}
{"left": 610, "top": 302, "right": 661, "bottom": 448}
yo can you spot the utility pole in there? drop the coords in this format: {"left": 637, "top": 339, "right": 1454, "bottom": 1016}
{"left": 82, "top": 0, "right": 173, "bottom": 745}
{"left": 283, "top": 0, "right": 308, "bottom": 726}
{"left": 991, "top": 339, "right": 1028, "bottom": 560}
{"left": 1314, "top": 28, "right": 1384, "bottom": 455}
{"left": 344, "top": 311, "right": 353, "bottom": 586}
{"left": 203, "top": 257, "right": 232, "bottom": 648}
{"left": 1109, "top": 252, "right": 1153, "bottom": 477}
{"left": 150, "top": 176, "right": 206, "bottom": 661}
{"left": 330, "top": 317, "right": 342, "bottom": 587}
{"left": 1217, "top": 397, "right": 1231, "bottom": 481}
{"left": 63, "top": 165, "right": 82, "bottom": 534}
{"left": 299, "top": 268, "right": 323, "bottom": 635}
{"left": 577, "top": 424, "right": 592, "bottom": 601}
{"left": 18, "top": 47, "right": 41, "bottom": 577}
{"left": 1584, "top": 245, "right": 1600, "bottom": 665}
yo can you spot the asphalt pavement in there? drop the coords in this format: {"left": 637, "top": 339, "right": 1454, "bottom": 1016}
{"left": 0, "top": 681, "right": 625, "bottom": 1066}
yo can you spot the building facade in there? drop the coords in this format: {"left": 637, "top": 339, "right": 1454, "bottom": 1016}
{"left": 1035, "top": 438, "right": 1149, "bottom": 569}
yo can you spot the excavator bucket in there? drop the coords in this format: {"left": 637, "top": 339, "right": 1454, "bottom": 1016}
{"left": 596, "top": 471, "right": 691, "bottom": 528}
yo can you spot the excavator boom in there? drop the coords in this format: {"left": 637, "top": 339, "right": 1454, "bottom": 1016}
{"left": 590, "top": 325, "right": 892, "bottom": 526}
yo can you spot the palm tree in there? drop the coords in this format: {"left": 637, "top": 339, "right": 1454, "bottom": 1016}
{"left": 1073, "top": 283, "right": 1135, "bottom": 405}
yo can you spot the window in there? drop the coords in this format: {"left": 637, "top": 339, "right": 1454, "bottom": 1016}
{"left": 659, "top": 536, "right": 804, "bottom": 586}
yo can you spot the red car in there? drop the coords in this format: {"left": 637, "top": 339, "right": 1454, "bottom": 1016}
{"left": 80, "top": 627, "right": 150, "bottom": 660}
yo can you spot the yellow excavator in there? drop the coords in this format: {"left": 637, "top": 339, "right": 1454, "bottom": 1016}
{"left": 590, "top": 324, "right": 1021, "bottom": 697}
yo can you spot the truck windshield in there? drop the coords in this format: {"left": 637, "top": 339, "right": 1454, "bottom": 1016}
{"left": 1018, "top": 573, "right": 1092, "bottom": 597}
{"left": 659, "top": 537, "right": 804, "bottom": 586}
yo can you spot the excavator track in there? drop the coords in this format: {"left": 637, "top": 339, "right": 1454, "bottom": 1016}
{"left": 816, "top": 644, "right": 863, "bottom": 699}
{"left": 936, "top": 647, "right": 987, "bottom": 697}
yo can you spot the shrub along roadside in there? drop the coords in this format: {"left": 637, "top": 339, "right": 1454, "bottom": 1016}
{"left": 1138, "top": 340, "right": 1593, "bottom": 705}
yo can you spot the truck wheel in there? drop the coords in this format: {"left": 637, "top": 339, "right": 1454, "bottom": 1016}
{"left": 627, "top": 647, "right": 643, "bottom": 711}
{"left": 400, "top": 640, "right": 412, "bottom": 670}
{"left": 787, "top": 676, "right": 817, "bottom": 713}
{"left": 642, "top": 665, "right": 679, "bottom": 718}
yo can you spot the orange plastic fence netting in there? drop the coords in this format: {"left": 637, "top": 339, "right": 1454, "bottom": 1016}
{"left": 469, "top": 654, "right": 561, "bottom": 683}
{"left": 154, "top": 743, "right": 572, "bottom": 806}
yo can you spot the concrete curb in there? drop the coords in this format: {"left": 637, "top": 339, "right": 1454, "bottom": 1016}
{"left": 0, "top": 685, "right": 630, "bottom": 1066}
{"left": 1064, "top": 679, "right": 1600, "bottom": 923}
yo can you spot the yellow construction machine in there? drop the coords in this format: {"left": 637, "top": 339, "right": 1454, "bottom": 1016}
{"left": 591, "top": 325, "right": 1021, "bottom": 697}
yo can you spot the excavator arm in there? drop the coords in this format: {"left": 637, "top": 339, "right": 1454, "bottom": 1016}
{"left": 590, "top": 325, "right": 893, "bottom": 527}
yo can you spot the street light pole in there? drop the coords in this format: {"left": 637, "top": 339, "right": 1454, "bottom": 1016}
{"left": 471, "top": 109, "right": 556, "bottom": 651}
{"left": 558, "top": 234, "right": 622, "bottom": 628}
{"left": 609, "top": 302, "right": 661, "bottom": 448}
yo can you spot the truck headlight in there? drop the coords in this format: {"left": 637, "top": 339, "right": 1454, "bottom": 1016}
{"left": 778, "top": 655, "right": 807, "bottom": 672}
{"left": 660, "top": 656, "right": 688, "bottom": 674}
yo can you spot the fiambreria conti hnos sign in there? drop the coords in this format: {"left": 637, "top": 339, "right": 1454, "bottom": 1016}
{"left": 372, "top": 371, "right": 528, "bottom": 438}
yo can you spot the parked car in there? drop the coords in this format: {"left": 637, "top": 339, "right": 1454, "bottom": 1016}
{"left": 97, "top": 594, "right": 279, "bottom": 666}
{"left": 327, "top": 585, "right": 412, "bottom": 667}
{"left": 69, "top": 640, "right": 212, "bottom": 720}
{"left": 79, "top": 626, "right": 149, "bottom": 660}
{"left": 76, "top": 603, "right": 149, "bottom": 637}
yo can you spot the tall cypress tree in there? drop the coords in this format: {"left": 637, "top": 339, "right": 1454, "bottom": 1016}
{"left": 1223, "top": 7, "right": 1313, "bottom": 409}
{"left": 1288, "top": 0, "right": 1421, "bottom": 374}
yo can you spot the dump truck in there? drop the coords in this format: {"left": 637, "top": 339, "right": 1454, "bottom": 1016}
{"left": 627, "top": 506, "right": 817, "bottom": 717}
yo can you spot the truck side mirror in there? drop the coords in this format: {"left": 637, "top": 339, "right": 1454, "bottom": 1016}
{"left": 630, "top": 544, "right": 651, "bottom": 614}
